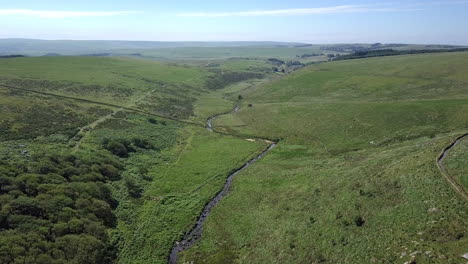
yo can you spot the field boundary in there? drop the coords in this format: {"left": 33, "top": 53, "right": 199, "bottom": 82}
{"left": 0, "top": 84, "right": 202, "bottom": 126}
{"left": 436, "top": 133, "right": 468, "bottom": 202}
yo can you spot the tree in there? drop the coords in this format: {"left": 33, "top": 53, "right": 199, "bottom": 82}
{"left": 11, "top": 196, "right": 42, "bottom": 217}
{"left": 124, "top": 176, "right": 143, "bottom": 198}
{"left": 104, "top": 141, "right": 128, "bottom": 158}
{"left": 98, "top": 164, "right": 120, "bottom": 181}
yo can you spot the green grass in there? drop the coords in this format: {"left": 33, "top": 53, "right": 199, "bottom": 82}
{"left": 182, "top": 52, "right": 468, "bottom": 263}
{"left": 445, "top": 137, "right": 468, "bottom": 190}
{"left": 191, "top": 78, "right": 272, "bottom": 124}
{"left": 0, "top": 56, "right": 209, "bottom": 111}
{"left": 112, "top": 127, "right": 267, "bottom": 264}
{"left": 182, "top": 134, "right": 468, "bottom": 264}
{"left": 215, "top": 52, "right": 468, "bottom": 150}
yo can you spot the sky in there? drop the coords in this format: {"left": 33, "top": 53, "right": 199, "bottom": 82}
{"left": 1, "top": 0, "right": 468, "bottom": 44}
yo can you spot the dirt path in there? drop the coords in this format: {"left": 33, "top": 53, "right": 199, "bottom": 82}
{"left": 169, "top": 105, "right": 277, "bottom": 264}
{"left": 436, "top": 133, "right": 468, "bottom": 202}
{"left": 71, "top": 108, "right": 123, "bottom": 152}
{"left": 71, "top": 88, "right": 157, "bottom": 152}
{"left": 0, "top": 84, "right": 200, "bottom": 126}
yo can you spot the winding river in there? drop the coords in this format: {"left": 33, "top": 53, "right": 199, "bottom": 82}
{"left": 169, "top": 105, "right": 276, "bottom": 264}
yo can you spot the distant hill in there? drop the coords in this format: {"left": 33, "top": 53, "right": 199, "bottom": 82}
{"left": 0, "top": 39, "right": 308, "bottom": 56}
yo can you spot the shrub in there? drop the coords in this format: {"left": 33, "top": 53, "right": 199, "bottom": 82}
{"left": 99, "top": 164, "right": 120, "bottom": 181}
{"left": 124, "top": 176, "right": 143, "bottom": 198}
{"left": 354, "top": 216, "right": 365, "bottom": 227}
{"left": 104, "top": 141, "right": 128, "bottom": 158}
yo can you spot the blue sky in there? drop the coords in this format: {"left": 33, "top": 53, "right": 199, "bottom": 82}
{"left": 1, "top": 0, "right": 467, "bottom": 44}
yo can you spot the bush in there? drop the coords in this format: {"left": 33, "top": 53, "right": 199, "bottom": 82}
{"left": 105, "top": 141, "right": 128, "bottom": 158}
{"left": 99, "top": 164, "right": 120, "bottom": 181}
{"left": 354, "top": 216, "right": 365, "bottom": 227}
{"left": 124, "top": 176, "right": 143, "bottom": 198}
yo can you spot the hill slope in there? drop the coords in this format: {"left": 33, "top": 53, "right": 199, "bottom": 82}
{"left": 0, "top": 56, "right": 268, "bottom": 264}
{"left": 181, "top": 52, "right": 468, "bottom": 263}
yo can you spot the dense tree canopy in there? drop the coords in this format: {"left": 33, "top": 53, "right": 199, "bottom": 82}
{"left": 0, "top": 154, "right": 122, "bottom": 264}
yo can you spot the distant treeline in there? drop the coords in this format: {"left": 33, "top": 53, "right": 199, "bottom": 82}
{"left": 333, "top": 48, "right": 468, "bottom": 61}
{"left": 205, "top": 71, "right": 264, "bottom": 90}
{"left": 0, "top": 55, "right": 25, "bottom": 59}
{"left": 294, "top": 44, "right": 314, "bottom": 48}
{"left": 321, "top": 43, "right": 409, "bottom": 53}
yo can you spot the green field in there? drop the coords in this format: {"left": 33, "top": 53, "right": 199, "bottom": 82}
{"left": 181, "top": 52, "right": 468, "bottom": 263}
{"left": 0, "top": 49, "right": 467, "bottom": 264}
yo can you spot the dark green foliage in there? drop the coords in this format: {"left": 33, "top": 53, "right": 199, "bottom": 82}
{"left": 99, "top": 164, "right": 120, "bottom": 181}
{"left": 354, "top": 216, "right": 365, "bottom": 227}
{"left": 0, "top": 104, "right": 93, "bottom": 141}
{"left": 0, "top": 153, "right": 122, "bottom": 264}
{"left": 286, "top": 60, "right": 304, "bottom": 66}
{"left": 102, "top": 137, "right": 155, "bottom": 158}
{"left": 105, "top": 141, "right": 130, "bottom": 158}
{"left": 123, "top": 176, "right": 144, "bottom": 199}
{"left": 205, "top": 71, "right": 264, "bottom": 90}
{"left": 334, "top": 48, "right": 468, "bottom": 61}
{"left": 267, "top": 58, "right": 285, "bottom": 65}
{"left": 0, "top": 78, "right": 134, "bottom": 99}
{"left": 0, "top": 55, "right": 25, "bottom": 59}
{"left": 299, "top": 53, "right": 323, "bottom": 58}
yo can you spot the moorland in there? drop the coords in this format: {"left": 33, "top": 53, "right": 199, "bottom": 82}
{"left": 0, "top": 40, "right": 467, "bottom": 264}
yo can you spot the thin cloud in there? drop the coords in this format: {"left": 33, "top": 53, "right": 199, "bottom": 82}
{"left": 0, "top": 9, "right": 138, "bottom": 18}
{"left": 177, "top": 5, "right": 403, "bottom": 17}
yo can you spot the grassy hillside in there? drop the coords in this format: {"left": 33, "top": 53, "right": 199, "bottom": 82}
{"left": 181, "top": 52, "right": 468, "bottom": 263}
{"left": 0, "top": 57, "right": 209, "bottom": 117}
{"left": 0, "top": 56, "right": 268, "bottom": 263}
{"left": 216, "top": 52, "right": 468, "bottom": 150}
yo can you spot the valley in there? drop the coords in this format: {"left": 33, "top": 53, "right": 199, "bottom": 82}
{"left": 0, "top": 46, "right": 467, "bottom": 264}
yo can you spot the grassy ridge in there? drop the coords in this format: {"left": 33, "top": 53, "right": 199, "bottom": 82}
{"left": 182, "top": 52, "right": 468, "bottom": 263}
